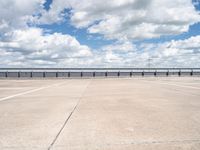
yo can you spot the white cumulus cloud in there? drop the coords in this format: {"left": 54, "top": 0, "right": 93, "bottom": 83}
{"left": 0, "top": 28, "right": 92, "bottom": 67}
{"left": 39, "top": 0, "right": 200, "bottom": 41}
{"left": 0, "top": 0, "right": 200, "bottom": 67}
{"left": 0, "top": 0, "right": 44, "bottom": 33}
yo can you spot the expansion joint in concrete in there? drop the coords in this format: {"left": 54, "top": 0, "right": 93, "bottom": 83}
{"left": 47, "top": 81, "right": 91, "bottom": 150}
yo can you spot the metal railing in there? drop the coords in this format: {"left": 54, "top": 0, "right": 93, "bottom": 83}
{"left": 0, "top": 68, "right": 200, "bottom": 78}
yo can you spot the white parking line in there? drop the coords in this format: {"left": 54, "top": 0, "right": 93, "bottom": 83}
{"left": 0, "top": 87, "right": 28, "bottom": 90}
{"left": 143, "top": 80, "right": 200, "bottom": 90}
{"left": 0, "top": 82, "right": 66, "bottom": 102}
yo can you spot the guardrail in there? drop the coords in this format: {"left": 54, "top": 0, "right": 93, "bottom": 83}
{"left": 0, "top": 68, "right": 200, "bottom": 78}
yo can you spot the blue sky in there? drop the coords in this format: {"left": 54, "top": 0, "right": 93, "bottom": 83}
{"left": 39, "top": 0, "right": 200, "bottom": 48}
{"left": 0, "top": 0, "right": 200, "bottom": 67}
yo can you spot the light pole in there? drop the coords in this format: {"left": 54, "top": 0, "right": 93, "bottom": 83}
{"left": 148, "top": 56, "right": 158, "bottom": 69}
{"left": 148, "top": 58, "right": 152, "bottom": 69}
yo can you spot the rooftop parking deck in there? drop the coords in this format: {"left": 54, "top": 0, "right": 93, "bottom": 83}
{"left": 0, "top": 78, "right": 200, "bottom": 150}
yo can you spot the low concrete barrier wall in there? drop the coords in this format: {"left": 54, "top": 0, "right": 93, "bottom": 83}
{"left": 107, "top": 72, "right": 119, "bottom": 77}
{"left": 143, "top": 72, "right": 155, "bottom": 76}
{"left": 32, "top": 72, "right": 44, "bottom": 78}
{"left": 82, "top": 72, "right": 94, "bottom": 77}
{"left": 156, "top": 72, "right": 167, "bottom": 76}
{"left": 180, "top": 72, "right": 192, "bottom": 76}
{"left": 0, "top": 72, "right": 6, "bottom": 77}
{"left": 193, "top": 72, "right": 200, "bottom": 76}
{"left": 57, "top": 72, "right": 68, "bottom": 77}
{"left": 7, "top": 72, "right": 19, "bottom": 78}
{"left": 168, "top": 72, "right": 180, "bottom": 76}
{"left": 45, "top": 72, "right": 57, "bottom": 77}
{"left": 119, "top": 72, "right": 131, "bottom": 77}
{"left": 0, "top": 68, "right": 200, "bottom": 78}
{"left": 20, "top": 72, "right": 32, "bottom": 78}
{"left": 95, "top": 72, "right": 106, "bottom": 77}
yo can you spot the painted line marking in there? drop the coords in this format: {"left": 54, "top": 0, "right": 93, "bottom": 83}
{"left": 158, "top": 82, "right": 200, "bottom": 90}
{"left": 158, "top": 80, "right": 200, "bottom": 85}
{"left": 0, "top": 87, "right": 27, "bottom": 90}
{"left": 143, "top": 80, "right": 200, "bottom": 90}
{"left": 0, "top": 82, "right": 67, "bottom": 102}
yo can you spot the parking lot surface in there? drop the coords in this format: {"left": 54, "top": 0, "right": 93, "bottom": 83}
{"left": 0, "top": 78, "right": 200, "bottom": 150}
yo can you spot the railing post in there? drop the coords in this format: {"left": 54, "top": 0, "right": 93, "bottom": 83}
{"left": 178, "top": 70, "right": 181, "bottom": 77}
{"left": 68, "top": 72, "right": 70, "bottom": 78}
{"left": 43, "top": 72, "right": 46, "bottom": 78}
{"left": 191, "top": 69, "right": 193, "bottom": 76}
{"left": 81, "top": 72, "right": 83, "bottom": 77}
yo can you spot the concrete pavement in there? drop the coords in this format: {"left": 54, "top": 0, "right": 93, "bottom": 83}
{"left": 0, "top": 78, "right": 200, "bottom": 150}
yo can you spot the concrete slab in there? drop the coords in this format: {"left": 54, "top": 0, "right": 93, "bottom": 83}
{"left": 0, "top": 78, "right": 200, "bottom": 150}
{"left": 0, "top": 79, "right": 90, "bottom": 149}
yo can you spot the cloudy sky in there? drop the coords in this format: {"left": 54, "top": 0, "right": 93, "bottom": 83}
{"left": 0, "top": 0, "right": 200, "bottom": 68}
